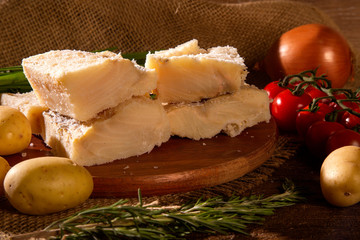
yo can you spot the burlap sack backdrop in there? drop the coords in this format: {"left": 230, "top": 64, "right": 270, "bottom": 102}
{"left": 0, "top": 0, "right": 358, "bottom": 237}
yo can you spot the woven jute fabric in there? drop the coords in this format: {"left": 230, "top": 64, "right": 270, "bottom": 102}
{"left": 0, "top": 0, "right": 359, "bottom": 238}
{"left": 1, "top": 0, "right": 358, "bottom": 86}
{"left": 0, "top": 0, "right": 352, "bottom": 68}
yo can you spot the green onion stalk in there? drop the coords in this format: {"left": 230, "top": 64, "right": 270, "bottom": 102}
{"left": 0, "top": 49, "right": 149, "bottom": 94}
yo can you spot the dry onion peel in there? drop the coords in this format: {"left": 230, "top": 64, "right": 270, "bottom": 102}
{"left": 258, "top": 23, "right": 354, "bottom": 88}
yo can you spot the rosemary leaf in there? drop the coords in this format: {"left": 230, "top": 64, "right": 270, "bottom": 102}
{"left": 45, "top": 179, "right": 303, "bottom": 240}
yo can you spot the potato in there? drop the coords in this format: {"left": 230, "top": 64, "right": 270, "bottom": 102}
{"left": 0, "top": 106, "right": 32, "bottom": 155}
{"left": 4, "top": 157, "right": 93, "bottom": 215}
{"left": 0, "top": 156, "right": 11, "bottom": 196}
{"left": 320, "top": 146, "right": 360, "bottom": 207}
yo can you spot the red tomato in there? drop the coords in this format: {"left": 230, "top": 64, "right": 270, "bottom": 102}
{"left": 304, "top": 86, "right": 328, "bottom": 102}
{"left": 341, "top": 101, "right": 360, "bottom": 110}
{"left": 305, "top": 121, "right": 345, "bottom": 160}
{"left": 327, "top": 99, "right": 360, "bottom": 123}
{"left": 344, "top": 101, "right": 360, "bottom": 110}
{"left": 339, "top": 109, "right": 360, "bottom": 129}
{"left": 328, "top": 101, "right": 342, "bottom": 111}
{"left": 316, "top": 103, "right": 334, "bottom": 115}
{"left": 334, "top": 93, "right": 347, "bottom": 100}
{"left": 325, "top": 129, "right": 360, "bottom": 155}
{"left": 295, "top": 103, "right": 332, "bottom": 139}
{"left": 334, "top": 93, "right": 360, "bottom": 109}
{"left": 296, "top": 111, "right": 325, "bottom": 139}
{"left": 264, "top": 81, "right": 286, "bottom": 100}
{"left": 271, "top": 90, "right": 312, "bottom": 132}
{"left": 327, "top": 102, "right": 347, "bottom": 122}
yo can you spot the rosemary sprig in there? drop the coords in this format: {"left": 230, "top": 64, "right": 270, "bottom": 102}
{"left": 45, "top": 179, "right": 303, "bottom": 240}
{"left": 0, "top": 49, "right": 150, "bottom": 94}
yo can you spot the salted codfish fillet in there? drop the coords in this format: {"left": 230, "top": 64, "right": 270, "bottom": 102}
{"left": 42, "top": 96, "right": 170, "bottom": 166}
{"left": 164, "top": 85, "right": 271, "bottom": 140}
{"left": 145, "top": 39, "right": 248, "bottom": 103}
{"left": 1, "top": 91, "right": 48, "bottom": 135}
{"left": 22, "top": 50, "right": 157, "bottom": 121}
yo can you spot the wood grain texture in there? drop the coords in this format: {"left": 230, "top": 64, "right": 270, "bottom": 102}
{"left": 6, "top": 119, "right": 277, "bottom": 198}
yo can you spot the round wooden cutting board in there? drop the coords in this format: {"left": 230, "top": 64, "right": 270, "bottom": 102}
{"left": 6, "top": 118, "right": 278, "bottom": 198}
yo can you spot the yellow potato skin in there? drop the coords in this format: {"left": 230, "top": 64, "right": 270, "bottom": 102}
{"left": 0, "top": 106, "right": 32, "bottom": 155}
{"left": 4, "top": 157, "right": 93, "bottom": 215}
{"left": 0, "top": 156, "right": 11, "bottom": 196}
{"left": 320, "top": 146, "right": 360, "bottom": 207}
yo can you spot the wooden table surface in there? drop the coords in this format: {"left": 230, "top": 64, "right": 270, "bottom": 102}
{"left": 209, "top": 0, "right": 360, "bottom": 239}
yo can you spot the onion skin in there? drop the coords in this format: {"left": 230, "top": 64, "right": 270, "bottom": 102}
{"left": 262, "top": 24, "right": 353, "bottom": 88}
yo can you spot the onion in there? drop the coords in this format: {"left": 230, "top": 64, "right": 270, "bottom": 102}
{"left": 260, "top": 24, "right": 354, "bottom": 88}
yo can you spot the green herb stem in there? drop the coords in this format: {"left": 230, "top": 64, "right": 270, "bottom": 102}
{"left": 45, "top": 179, "right": 303, "bottom": 240}
{"left": 279, "top": 68, "right": 360, "bottom": 118}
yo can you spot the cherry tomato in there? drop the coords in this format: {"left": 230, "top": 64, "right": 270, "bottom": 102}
{"left": 295, "top": 103, "right": 332, "bottom": 139}
{"left": 316, "top": 103, "right": 334, "bottom": 115}
{"left": 304, "top": 86, "right": 328, "bottom": 102}
{"left": 334, "top": 93, "right": 347, "bottom": 100}
{"left": 334, "top": 93, "right": 360, "bottom": 109}
{"left": 341, "top": 101, "right": 359, "bottom": 110}
{"left": 327, "top": 102, "right": 347, "bottom": 122}
{"left": 296, "top": 111, "right": 325, "bottom": 139}
{"left": 305, "top": 121, "right": 345, "bottom": 160}
{"left": 325, "top": 129, "right": 360, "bottom": 155}
{"left": 264, "top": 81, "right": 286, "bottom": 100}
{"left": 339, "top": 109, "right": 360, "bottom": 129}
{"left": 328, "top": 101, "right": 342, "bottom": 111}
{"left": 271, "top": 90, "right": 312, "bottom": 132}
